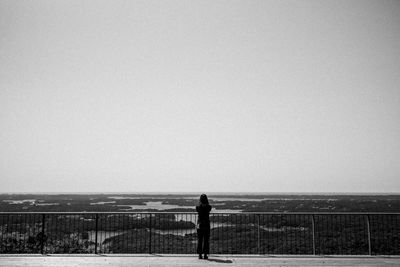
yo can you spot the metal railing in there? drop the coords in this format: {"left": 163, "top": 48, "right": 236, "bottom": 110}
{"left": 0, "top": 212, "right": 399, "bottom": 255}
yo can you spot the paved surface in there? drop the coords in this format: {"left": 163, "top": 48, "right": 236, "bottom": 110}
{"left": 0, "top": 255, "right": 399, "bottom": 266}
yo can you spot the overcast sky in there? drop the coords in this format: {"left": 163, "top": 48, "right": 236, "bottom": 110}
{"left": 1, "top": 0, "right": 399, "bottom": 193}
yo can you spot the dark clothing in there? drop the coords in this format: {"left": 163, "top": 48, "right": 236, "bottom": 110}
{"left": 197, "top": 228, "right": 210, "bottom": 254}
{"left": 196, "top": 204, "right": 212, "bottom": 227}
{"left": 196, "top": 204, "right": 212, "bottom": 254}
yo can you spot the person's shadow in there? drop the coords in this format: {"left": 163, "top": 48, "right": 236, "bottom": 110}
{"left": 206, "top": 258, "right": 233, "bottom": 263}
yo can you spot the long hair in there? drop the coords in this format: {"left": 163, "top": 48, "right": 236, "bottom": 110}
{"left": 199, "top": 194, "right": 209, "bottom": 205}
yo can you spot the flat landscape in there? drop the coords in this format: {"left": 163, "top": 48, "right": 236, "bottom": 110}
{"left": 1, "top": 194, "right": 399, "bottom": 255}
{"left": 1, "top": 193, "right": 400, "bottom": 212}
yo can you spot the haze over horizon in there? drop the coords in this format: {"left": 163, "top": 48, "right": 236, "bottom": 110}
{"left": 1, "top": 0, "right": 400, "bottom": 193}
{"left": 2, "top": 191, "right": 400, "bottom": 195}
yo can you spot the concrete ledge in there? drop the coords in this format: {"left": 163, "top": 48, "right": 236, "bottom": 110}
{"left": 1, "top": 254, "right": 400, "bottom": 266}
{"left": 1, "top": 253, "right": 400, "bottom": 257}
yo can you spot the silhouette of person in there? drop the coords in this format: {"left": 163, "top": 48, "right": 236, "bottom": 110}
{"left": 196, "top": 194, "right": 212, "bottom": 259}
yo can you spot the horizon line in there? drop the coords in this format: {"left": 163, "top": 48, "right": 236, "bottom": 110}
{"left": 1, "top": 191, "right": 399, "bottom": 195}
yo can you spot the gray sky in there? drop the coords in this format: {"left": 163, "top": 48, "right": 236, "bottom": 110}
{"left": 1, "top": 0, "right": 400, "bottom": 193}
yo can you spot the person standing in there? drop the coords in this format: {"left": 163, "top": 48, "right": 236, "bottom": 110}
{"left": 196, "top": 194, "right": 212, "bottom": 259}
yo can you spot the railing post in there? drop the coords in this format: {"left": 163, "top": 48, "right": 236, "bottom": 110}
{"left": 40, "top": 214, "right": 45, "bottom": 254}
{"left": 149, "top": 215, "right": 152, "bottom": 254}
{"left": 366, "top": 214, "right": 372, "bottom": 256}
{"left": 95, "top": 214, "right": 99, "bottom": 254}
{"left": 311, "top": 214, "right": 316, "bottom": 255}
{"left": 257, "top": 214, "right": 260, "bottom": 254}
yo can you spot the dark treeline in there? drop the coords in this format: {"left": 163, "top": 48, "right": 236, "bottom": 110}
{"left": 1, "top": 194, "right": 399, "bottom": 255}
{"left": 1, "top": 213, "right": 399, "bottom": 255}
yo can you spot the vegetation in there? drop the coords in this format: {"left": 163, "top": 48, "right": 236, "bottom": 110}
{"left": 0, "top": 194, "right": 399, "bottom": 255}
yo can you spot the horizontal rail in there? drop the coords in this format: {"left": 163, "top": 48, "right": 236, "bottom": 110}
{"left": 1, "top": 211, "right": 399, "bottom": 215}
{"left": 1, "top": 212, "right": 399, "bottom": 255}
